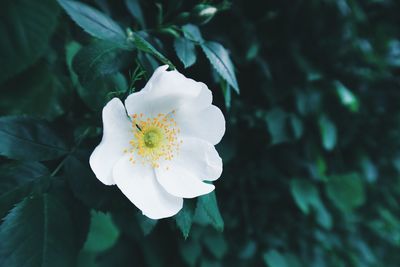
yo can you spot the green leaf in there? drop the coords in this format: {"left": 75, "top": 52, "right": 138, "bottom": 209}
{"left": 128, "top": 32, "right": 173, "bottom": 67}
{"left": 289, "top": 115, "right": 303, "bottom": 140}
{"left": 174, "top": 37, "right": 197, "bottom": 68}
{"left": 266, "top": 108, "right": 290, "bottom": 145}
{"left": 334, "top": 80, "right": 359, "bottom": 112}
{"left": 203, "top": 233, "right": 228, "bottom": 259}
{"left": 0, "top": 162, "right": 49, "bottom": 220}
{"left": 83, "top": 210, "right": 119, "bottom": 252}
{"left": 73, "top": 41, "right": 131, "bottom": 83}
{"left": 0, "top": 162, "right": 49, "bottom": 194}
{"left": 180, "top": 241, "right": 201, "bottom": 267}
{"left": 175, "top": 201, "right": 195, "bottom": 239}
{"left": 326, "top": 173, "right": 366, "bottom": 213}
{"left": 125, "top": 0, "right": 146, "bottom": 28}
{"left": 220, "top": 79, "right": 231, "bottom": 110}
{"left": 182, "top": 24, "right": 204, "bottom": 43}
{"left": 0, "top": 63, "right": 69, "bottom": 119}
{"left": 0, "top": 194, "right": 77, "bottom": 267}
{"left": 0, "top": 116, "right": 69, "bottom": 160}
{"left": 137, "top": 52, "right": 160, "bottom": 74}
{"left": 263, "top": 250, "right": 288, "bottom": 267}
{"left": 314, "top": 200, "right": 333, "bottom": 230}
{"left": 136, "top": 213, "right": 158, "bottom": 236}
{"left": 318, "top": 115, "right": 337, "bottom": 151}
{"left": 57, "top": 0, "right": 126, "bottom": 45}
{"left": 0, "top": 0, "right": 60, "bottom": 83}
{"left": 64, "top": 151, "right": 119, "bottom": 211}
{"left": 201, "top": 41, "right": 239, "bottom": 93}
{"left": 65, "top": 41, "right": 82, "bottom": 88}
{"left": 290, "top": 179, "right": 332, "bottom": 229}
{"left": 290, "top": 179, "right": 319, "bottom": 215}
{"left": 72, "top": 41, "right": 129, "bottom": 110}
{"left": 195, "top": 192, "right": 224, "bottom": 231}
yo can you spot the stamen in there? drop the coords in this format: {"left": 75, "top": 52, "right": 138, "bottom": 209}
{"left": 127, "top": 112, "right": 182, "bottom": 168}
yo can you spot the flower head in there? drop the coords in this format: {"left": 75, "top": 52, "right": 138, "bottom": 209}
{"left": 89, "top": 65, "right": 225, "bottom": 219}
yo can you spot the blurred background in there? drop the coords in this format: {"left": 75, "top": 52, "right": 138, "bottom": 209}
{"left": 1, "top": 0, "right": 400, "bottom": 266}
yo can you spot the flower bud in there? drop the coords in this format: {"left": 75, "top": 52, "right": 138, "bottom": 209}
{"left": 191, "top": 4, "right": 218, "bottom": 25}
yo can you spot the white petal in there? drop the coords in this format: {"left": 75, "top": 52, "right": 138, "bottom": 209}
{"left": 144, "top": 66, "right": 202, "bottom": 99}
{"left": 89, "top": 98, "right": 132, "bottom": 185}
{"left": 141, "top": 65, "right": 169, "bottom": 92}
{"left": 175, "top": 137, "right": 223, "bottom": 181}
{"left": 125, "top": 66, "right": 206, "bottom": 117}
{"left": 113, "top": 154, "right": 183, "bottom": 219}
{"left": 176, "top": 105, "right": 226, "bottom": 145}
{"left": 180, "top": 83, "right": 212, "bottom": 112}
{"left": 155, "top": 137, "right": 219, "bottom": 198}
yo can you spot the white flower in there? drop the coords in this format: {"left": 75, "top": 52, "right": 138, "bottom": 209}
{"left": 89, "top": 65, "right": 225, "bottom": 219}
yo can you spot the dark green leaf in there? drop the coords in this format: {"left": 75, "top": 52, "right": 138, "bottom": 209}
{"left": 180, "top": 241, "right": 201, "bottom": 267}
{"left": 0, "top": 162, "right": 49, "bottom": 220}
{"left": 174, "top": 37, "right": 197, "bottom": 68}
{"left": 290, "top": 179, "right": 319, "bottom": 215}
{"left": 0, "top": 63, "right": 69, "bottom": 119}
{"left": 136, "top": 213, "right": 158, "bottom": 236}
{"left": 73, "top": 41, "right": 131, "bottom": 84}
{"left": 0, "top": 0, "right": 60, "bottom": 83}
{"left": 314, "top": 200, "right": 333, "bottom": 230}
{"left": 203, "top": 233, "right": 228, "bottom": 259}
{"left": 326, "top": 173, "right": 366, "bottom": 213}
{"left": 290, "top": 179, "right": 332, "bottom": 229}
{"left": 72, "top": 41, "right": 129, "bottom": 110}
{"left": 266, "top": 108, "right": 290, "bottom": 145}
{"left": 195, "top": 192, "right": 224, "bottom": 231}
{"left": 220, "top": 79, "right": 231, "bottom": 110}
{"left": 290, "top": 115, "right": 303, "bottom": 140}
{"left": 57, "top": 0, "right": 126, "bottom": 45}
{"left": 0, "top": 162, "right": 49, "bottom": 194}
{"left": 263, "top": 250, "right": 288, "bottom": 267}
{"left": 201, "top": 41, "right": 239, "bottom": 92}
{"left": 182, "top": 24, "right": 204, "bottom": 43}
{"left": 0, "top": 194, "right": 77, "bottom": 267}
{"left": 334, "top": 81, "right": 359, "bottom": 112}
{"left": 319, "top": 115, "right": 337, "bottom": 151}
{"left": 125, "top": 0, "right": 145, "bottom": 28}
{"left": 83, "top": 210, "right": 119, "bottom": 252}
{"left": 0, "top": 116, "right": 68, "bottom": 160}
{"left": 64, "top": 151, "right": 118, "bottom": 211}
{"left": 129, "top": 32, "right": 173, "bottom": 67}
{"left": 65, "top": 41, "right": 82, "bottom": 88}
{"left": 175, "top": 201, "right": 195, "bottom": 239}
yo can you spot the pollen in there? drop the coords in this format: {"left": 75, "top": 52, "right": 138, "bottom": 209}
{"left": 128, "top": 111, "right": 181, "bottom": 168}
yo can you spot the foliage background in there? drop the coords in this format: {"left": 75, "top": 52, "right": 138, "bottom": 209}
{"left": 1, "top": 0, "right": 400, "bottom": 266}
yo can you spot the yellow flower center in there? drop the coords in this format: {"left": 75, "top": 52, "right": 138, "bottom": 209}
{"left": 126, "top": 112, "right": 181, "bottom": 168}
{"left": 143, "top": 128, "right": 162, "bottom": 148}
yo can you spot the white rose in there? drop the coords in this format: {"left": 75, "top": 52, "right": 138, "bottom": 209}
{"left": 89, "top": 65, "right": 225, "bottom": 219}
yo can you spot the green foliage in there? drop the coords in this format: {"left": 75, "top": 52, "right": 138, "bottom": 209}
{"left": 174, "top": 37, "right": 197, "bottom": 68}
{"left": 0, "top": 116, "right": 68, "bottom": 160}
{"left": 201, "top": 41, "right": 239, "bottom": 93}
{"left": 175, "top": 201, "right": 195, "bottom": 238}
{"left": 326, "top": 173, "right": 366, "bottom": 213}
{"left": 72, "top": 40, "right": 129, "bottom": 110}
{"left": 0, "top": 64, "right": 69, "bottom": 119}
{"left": 2, "top": 0, "right": 400, "bottom": 266}
{"left": 83, "top": 210, "right": 119, "bottom": 252}
{"left": 0, "top": 194, "right": 77, "bottom": 267}
{"left": 57, "top": 0, "right": 126, "bottom": 45}
{"left": 194, "top": 192, "right": 224, "bottom": 232}
{"left": 0, "top": 0, "right": 60, "bottom": 83}
{"left": 263, "top": 250, "right": 288, "bottom": 267}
